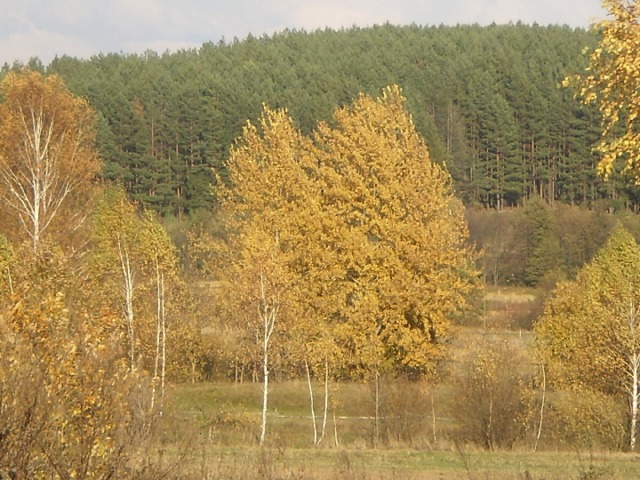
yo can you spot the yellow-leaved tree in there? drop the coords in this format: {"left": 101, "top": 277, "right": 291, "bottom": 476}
{"left": 90, "top": 186, "right": 198, "bottom": 407}
{"left": 313, "top": 86, "right": 477, "bottom": 379}
{"left": 216, "top": 106, "right": 322, "bottom": 445}
{"left": 91, "top": 187, "right": 143, "bottom": 371}
{"left": 0, "top": 242, "right": 141, "bottom": 478}
{"left": 311, "top": 87, "right": 478, "bottom": 443}
{"left": 0, "top": 70, "right": 100, "bottom": 251}
{"left": 215, "top": 87, "right": 479, "bottom": 445}
{"left": 535, "top": 225, "right": 640, "bottom": 451}
{"left": 564, "top": 0, "right": 640, "bottom": 181}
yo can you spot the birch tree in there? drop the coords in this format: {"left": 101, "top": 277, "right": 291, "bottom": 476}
{"left": 139, "top": 209, "right": 183, "bottom": 414}
{"left": 0, "top": 239, "right": 144, "bottom": 479}
{"left": 92, "top": 188, "right": 144, "bottom": 370}
{"left": 536, "top": 225, "right": 640, "bottom": 450}
{"left": 312, "top": 86, "right": 478, "bottom": 378}
{"left": 0, "top": 70, "right": 100, "bottom": 250}
{"left": 216, "top": 106, "right": 317, "bottom": 445}
{"left": 215, "top": 88, "right": 479, "bottom": 444}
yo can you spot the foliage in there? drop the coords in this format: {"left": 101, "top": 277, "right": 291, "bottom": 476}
{"left": 564, "top": 0, "right": 640, "bottom": 184}
{"left": 311, "top": 86, "right": 478, "bottom": 377}
{"left": 546, "top": 389, "right": 627, "bottom": 450}
{"left": 0, "top": 234, "right": 13, "bottom": 298}
{"left": 535, "top": 225, "right": 640, "bottom": 450}
{"left": 0, "top": 243, "right": 146, "bottom": 478}
{"left": 0, "top": 70, "right": 100, "bottom": 250}
{"left": 518, "top": 198, "right": 563, "bottom": 286}
{"left": 89, "top": 186, "right": 202, "bottom": 381}
{"left": 215, "top": 86, "right": 479, "bottom": 390}
{"left": 466, "top": 203, "right": 628, "bottom": 287}
{"left": 25, "top": 24, "right": 632, "bottom": 214}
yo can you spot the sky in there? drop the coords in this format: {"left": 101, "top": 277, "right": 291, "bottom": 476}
{"left": 0, "top": 0, "right": 607, "bottom": 66}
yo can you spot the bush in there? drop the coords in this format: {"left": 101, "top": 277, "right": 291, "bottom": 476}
{"left": 450, "top": 341, "right": 533, "bottom": 450}
{"left": 545, "top": 389, "right": 626, "bottom": 451}
{"left": 371, "top": 376, "right": 432, "bottom": 447}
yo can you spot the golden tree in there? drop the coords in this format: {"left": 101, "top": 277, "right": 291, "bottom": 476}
{"left": 535, "top": 225, "right": 640, "bottom": 450}
{"left": 216, "top": 106, "right": 320, "bottom": 445}
{"left": 312, "top": 86, "right": 477, "bottom": 378}
{"left": 309, "top": 87, "right": 478, "bottom": 443}
{"left": 138, "top": 208, "right": 187, "bottom": 413}
{"left": 564, "top": 0, "right": 640, "bottom": 181}
{"left": 215, "top": 88, "right": 479, "bottom": 444}
{"left": 0, "top": 70, "right": 100, "bottom": 250}
{"left": 91, "top": 187, "right": 145, "bottom": 371}
{"left": 90, "top": 186, "right": 196, "bottom": 396}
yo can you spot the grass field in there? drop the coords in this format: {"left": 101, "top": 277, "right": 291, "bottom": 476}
{"left": 155, "top": 288, "right": 640, "bottom": 479}
{"left": 161, "top": 443, "right": 640, "bottom": 479}
{"left": 162, "top": 379, "right": 640, "bottom": 479}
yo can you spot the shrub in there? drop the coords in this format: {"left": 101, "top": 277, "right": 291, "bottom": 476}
{"left": 545, "top": 389, "right": 626, "bottom": 451}
{"left": 450, "top": 341, "right": 533, "bottom": 450}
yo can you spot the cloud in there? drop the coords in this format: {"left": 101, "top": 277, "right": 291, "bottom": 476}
{"left": 284, "top": 0, "right": 403, "bottom": 30}
{"left": 0, "top": 27, "right": 97, "bottom": 65}
{"left": 0, "top": 0, "right": 608, "bottom": 66}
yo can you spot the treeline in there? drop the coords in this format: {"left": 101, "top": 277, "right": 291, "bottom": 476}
{"left": 6, "top": 23, "right": 636, "bottom": 216}
{"left": 467, "top": 200, "right": 640, "bottom": 287}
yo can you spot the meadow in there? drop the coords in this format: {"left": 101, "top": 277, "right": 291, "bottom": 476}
{"left": 161, "top": 381, "right": 639, "bottom": 479}
{"left": 150, "top": 288, "right": 640, "bottom": 479}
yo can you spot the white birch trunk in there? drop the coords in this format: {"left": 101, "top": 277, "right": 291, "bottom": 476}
{"left": 534, "top": 363, "right": 546, "bottom": 452}
{"left": 117, "top": 236, "right": 135, "bottom": 371}
{"left": 630, "top": 354, "right": 639, "bottom": 451}
{"left": 258, "top": 271, "right": 277, "bottom": 446}
{"left": 151, "top": 259, "right": 166, "bottom": 415}
{"left": 151, "top": 261, "right": 161, "bottom": 412}
{"left": 431, "top": 390, "right": 437, "bottom": 446}
{"left": 320, "top": 359, "right": 329, "bottom": 445}
{"left": 160, "top": 270, "right": 166, "bottom": 416}
{"left": 305, "top": 359, "right": 318, "bottom": 445}
{"left": 626, "top": 299, "right": 640, "bottom": 451}
{"left": 0, "top": 103, "right": 87, "bottom": 251}
{"left": 374, "top": 367, "right": 380, "bottom": 447}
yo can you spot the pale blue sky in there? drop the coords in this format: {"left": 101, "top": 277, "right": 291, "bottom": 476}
{"left": 0, "top": 0, "right": 607, "bottom": 66}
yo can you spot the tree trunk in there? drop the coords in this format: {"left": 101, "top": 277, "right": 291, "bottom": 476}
{"left": 151, "top": 262, "right": 166, "bottom": 415}
{"left": 305, "top": 359, "right": 318, "bottom": 445}
{"left": 630, "top": 353, "right": 639, "bottom": 451}
{"left": 626, "top": 299, "right": 640, "bottom": 452}
{"left": 117, "top": 237, "right": 135, "bottom": 371}
{"left": 320, "top": 359, "right": 329, "bottom": 445}
{"left": 151, "top": 262, "right": 161, "bottom": 412}
{"left": 260, "top": 330, "right": 270, "bottom": 446}
{"left": 160, "top": 270, "right": 166, "bottom": 416}
{"left": 258, "top": 271, "right": 277, "bottom": 446}
{"left": 374, "top": 367, "right": 380, "bottom": 447}
{"left": 431, "top": 390, "right": 437, "bottom": 446}
{"left": 534, "top": 363, "right": 546, "bottom": 452}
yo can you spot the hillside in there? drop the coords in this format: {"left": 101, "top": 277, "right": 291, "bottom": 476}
{"left": 4, "top": 23, "right": 625, "bottom": 216}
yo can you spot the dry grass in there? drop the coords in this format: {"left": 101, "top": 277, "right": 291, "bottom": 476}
{"left": 159, "top": 287, "right": 639, "bottom": 479}
{"left": 155, "top": 437, "right": 640, "bottom": 479}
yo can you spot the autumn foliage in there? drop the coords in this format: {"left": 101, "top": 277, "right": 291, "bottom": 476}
{"left": 564, "top": 0, "right": 640, "bottom": 183}
{"left": 0, "top": 70, "right": 100, "bottom": 250}
{"left": 0, "top": 71, "right": 202, "bottom": 477}
{"left": 216, "top": 86, "right": 478, "bottom": 383}
{"left": 535, "top": 225, "right": 640, "bottom": 450}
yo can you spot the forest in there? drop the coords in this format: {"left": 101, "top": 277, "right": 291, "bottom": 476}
{"left": 5, "top": 22, "right": 627, "bottom": 216}
{"left": 4, "top": 10, "right": 640, "bottom": 479}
